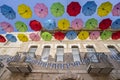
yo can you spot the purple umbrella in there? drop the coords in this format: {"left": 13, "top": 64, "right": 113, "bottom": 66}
{"left": 89, "top": 31, "right": 100, "bottom": 40}
{"left": 112, "top": 2, "right": 120, "bottom": 16}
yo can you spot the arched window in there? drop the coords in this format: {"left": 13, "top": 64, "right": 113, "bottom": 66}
{"left": 56, "top": 46, "right": 64, "bottom": 62}
{"left": 28, "top": 46, "right": 38, "bottom": 57}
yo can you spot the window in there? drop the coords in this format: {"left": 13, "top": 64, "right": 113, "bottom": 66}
{"left": 56, "top": 46, "right": 64, "bottom": 62}
{"left": 28, "top": 46, "right": 38, "bottom": 57}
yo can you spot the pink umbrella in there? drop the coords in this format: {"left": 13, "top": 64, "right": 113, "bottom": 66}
{"left": 112, "top": 2, "right": 120, "bottom": 16}
{"left": 71, "top": 18, "right": 83, "bottom": 30}
{"left": 0, "top": 22, "right": 14, "bottom": 32}
{"left": 29, "top": 33, "right": 40, "bottom": 41}
{"left": 89, "top": 31, "right": 100, "bottom": 40}
{"left": 34, "top": 3, "right": 48, "bottom": 18}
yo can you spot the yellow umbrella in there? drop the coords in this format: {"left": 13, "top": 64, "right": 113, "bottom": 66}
{"left": 97, "top": 2, "right": 112, "bottom": 17}
{"left": 58, "top": 18, "right": 70, "bottom": 30}
{"left": 18, "top": 4, "right": 32, "bottom": 19}
{"left": 78, "top": 31, "right": 89, "bottom": 40}
{"left": 17, "top": 34, "right": 28, "bottom": 42}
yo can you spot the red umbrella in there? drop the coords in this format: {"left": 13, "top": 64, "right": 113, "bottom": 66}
{"left": 29, "top": 20, "right": 42, "bottom": 31}
{"left": 99, "top": 18, "right": 112, "bottom": 30}
{"left": 54, "top": 31, "right": 65, "bottom": 41}
{"left": 67, "top": 2, "right": 81, "bottom": 16}
{"left": 112, "top": 31, "right": 120, "bottom": 40}
{"left": 0, "top": 35, "right": 6, "bottom": 42}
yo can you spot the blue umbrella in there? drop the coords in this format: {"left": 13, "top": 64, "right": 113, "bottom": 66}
{"left": 66, "top": 31, "right": 77, "bottom": 40}
{"left": 6, "top": 34, "right": 17, "bottom": 42}
{"left": 43, "top": 19, "right": 56, "bottom": 30}
{"left": 82, "top": 1, "right": 97, "bottom": 16}
{"left": 111, "top": 19, "right": 120, "bottom": 29}
{"left": 0, "top": 4, "right": 16, "bottom": 20}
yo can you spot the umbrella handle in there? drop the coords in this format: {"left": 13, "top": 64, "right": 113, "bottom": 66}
{"left": 4, "top": 41, "right": 9, "bottom": 45}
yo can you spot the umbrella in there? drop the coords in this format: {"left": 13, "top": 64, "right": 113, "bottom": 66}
{"left": 41, "top": 32, "right": 52, "bottom": 41}
{"left": 54, "top": 31, "right": 65, "bottom": 41}
{"left": 29, "top": 20, "right": 42, "bottom": 31}
{"left": 111, "top": 19, "right": 120, "bottom": 29}
{"left": 29, "top": 33, "right": 40, "bottom": 41}
{"left": 71, "top": 18, "right": 83, "bottom": 30}
{"left": 97, "top": 2, "right": 112, "bottom": 17}
{"left": 82, "top": 1, "right": 97, "bottom": 16}
{"left": 0, "top": 22, "right": 14, "bottom": 33}
{"left": 100, "top": 30, "right": 112, "bottom": 40}
{"left": 0, "top": 35, "right": 6, "bottom": 43}
{"left": 34, "top": 3, "right": 48, "bottom": 18}
{"left": 89, "top": 31, "right": 100, "bottom": 40}
{"left": 112, "top": 31, "right": 120, "bottom": 40}
{"left": 50, "top": 2, "right": 64, "bottom": 17}
{"left": 43, "top": 19, "right": 56, "bottom": 30}
{"left": 17, "top": 34, "right": 28, "bottom": 42}
{"left": 15, "top": 21, "right": 28, "bottom": 32}
{"left": 0, "top": 4, "right": 16, "bottom": 20}
{"left": 99, "top": 18, "right": 112, "bottom": 30}
{"left": 6, "top": 34, "right": 17, "bottom": 42}
{"left": 112, "top": 2, "right": 120, "bottom": 16}
{"left": 18, "top": 4, "right": 32, "bottom": 19}
{"left": 58, "top": 18, "right": 70, "bottom": 30}
{"left": 67, "top": 2, "right": 81, "bottom": 16}
{"left": 85, "top": 18, "right": 98, "bottom": 30}
{"left": 66, "top": 31, "right": 77, "bottom": 40}
{"left": 78, "top": 31, "right": 89, "bottom": 40}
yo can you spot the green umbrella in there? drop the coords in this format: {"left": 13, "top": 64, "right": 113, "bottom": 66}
{"left": 41, "top": 32, "right": 52, "bottom": 41}
{"left": 85, "top": 18, "right": 98, "bottom": 30}
{"left": 50, "top": 2, "right": 64, "bottom": 17}
{"left": 15, "top": 21, "right": 28, "bottom": 32}
{"left": 100, "top": 30, "right": 112, "bottom": 40}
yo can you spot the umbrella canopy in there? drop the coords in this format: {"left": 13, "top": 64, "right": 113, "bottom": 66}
{"left": 58, "top": 18, "right": 70, "bottom": 30}
{"left": 43, "top": 19, "right": 56, "bottom": 30}
{"left": 0, "top": 22, "right": 14, "bottom": 33}
{"left": 82, "top": 1, "right": 97, "bottom": 16}
{"left": 97, "top": 2, "right": 112, "bottom": 17}
{"left": 100, "top": 30, "right": 112, "bottom": 40}
{"left": 34, "top": 3, "right": 48, "bottom": 18}
{"left": 18, "top": 4, "right": 32, "bottom": 19}
{"left": 85, "top": 18, "right": 98, "bottom": 30}
{"left": 17, "top": 34, "right": 28, "bottom": 42}
{"left": 67, "top": 2, "right": 81, "bottom": 16}
{"left": 78, "top": 31, "right": 89, "bottom": 40}
{"left": 0, "top": 35, "right": 6, "bottom": 43}
{"left": 15, "top": 21, "right": 28, "bottom": 32}
{"left": 99, "top": 18, "right": 112, "bottom": 30}
{"left": 89, "top": 31, "right": 100, "bottom": 40}
{"left": 112, "top": 31, "right": 120, "bottom": 40}
{"left": 41, "top": 32, "right": 52, "bottom": 41}
{"left": 6, "top": 34, "right": 17, "bottom": 42}
{"left": 71, "top": 18, "right": 83, "bottom": 30}
{"left": 66, "top": 31, "right": 77, "bottom": 40}
{"left": 50, "top": 2, "right": 64, "bottom": 17}
{"left": 29, "top": 20, "right": 42, "bottom": 31}
{"left": 111, "top": 19, "right": 120, "bottom": 29}
{"left": 54, "top": 31, "right": 65, "bottom": 41}
{"left": 112, "top": 2, "right": 120, "bottom": 16}
{"left": 29, "top": 33, "right": 40, "bottom": 41}
{"left": 0, "top": 4, "right": 16, "bottom": 20}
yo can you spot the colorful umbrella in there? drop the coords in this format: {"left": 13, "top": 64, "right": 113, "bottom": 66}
{"left": 34, "top": 3, "right": 48, "bottom": 18}
{"left": 112, "top": 2, "right": 120, "bottom": 16}
{"left": 0, "top": 4, "right": 16, "bottom": 20}
{"left": 17, "top": 34, "right": 28, "bottom": 42}
{"left": 89, "top": 31, "right": 100, "bottom": 40}
{"left": 29, "top": 20, "right": 42, "bottom": 31}
{"left": 112, "top": 31, "right": 120, "bottom": 40}
{"left": 18, "top": 4, "right": 32, "bottom": 19}
{"left": 0, "top": 35, "right": 6, "bottom": 43}
{"left": 0, "top": 22, "right": 14, "bottom": 33}
{"left": 50, "top": 2, "right": 64, "bottom": 17}
{"left": 58, "top": 18, "right": 70, "bottom": 30}
{"left": 43, "top": 19, "right": 56, "bottom": 30}
{"left": 29, "top": 33, "right": 40, "bottom": 41}
{"left": 41, "top": 32, "right": 52, "bottom": 41}
{"left": 71, "top": 18, "right": 83, "bottom": 30}
{"left": 97, "top": 2, "right": 112, "bottom": 17}
{"left": 66, "top": 31, "right": 77, "bottom": 40}
{"left": 111, "top": 19, "right": 120, "bottom": 29}
{"left": 99, "top": 18, "right": 112, "bottom": 30}
{"left": 67, "top": 2, "right": 81, "bottom": 16}
{"left": 54, "top": 31, "right": 65, "bottom": 41}
{"left": 82, "top": 1, "right": 97, "bottom": 16}
{"left": 6, "top": 34, "right": 17, "bottom": 42}
{"left": 15, "top": 21, "right": 28, "bottom": 32}
{"left": 85, "top": 18, "right": 98, "bottom": 30}
{"left": 78, "top": 31, "right": 89, "bottom": 40}
{"left": 100, "top": 31, "right": 112, "bottom": 40}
